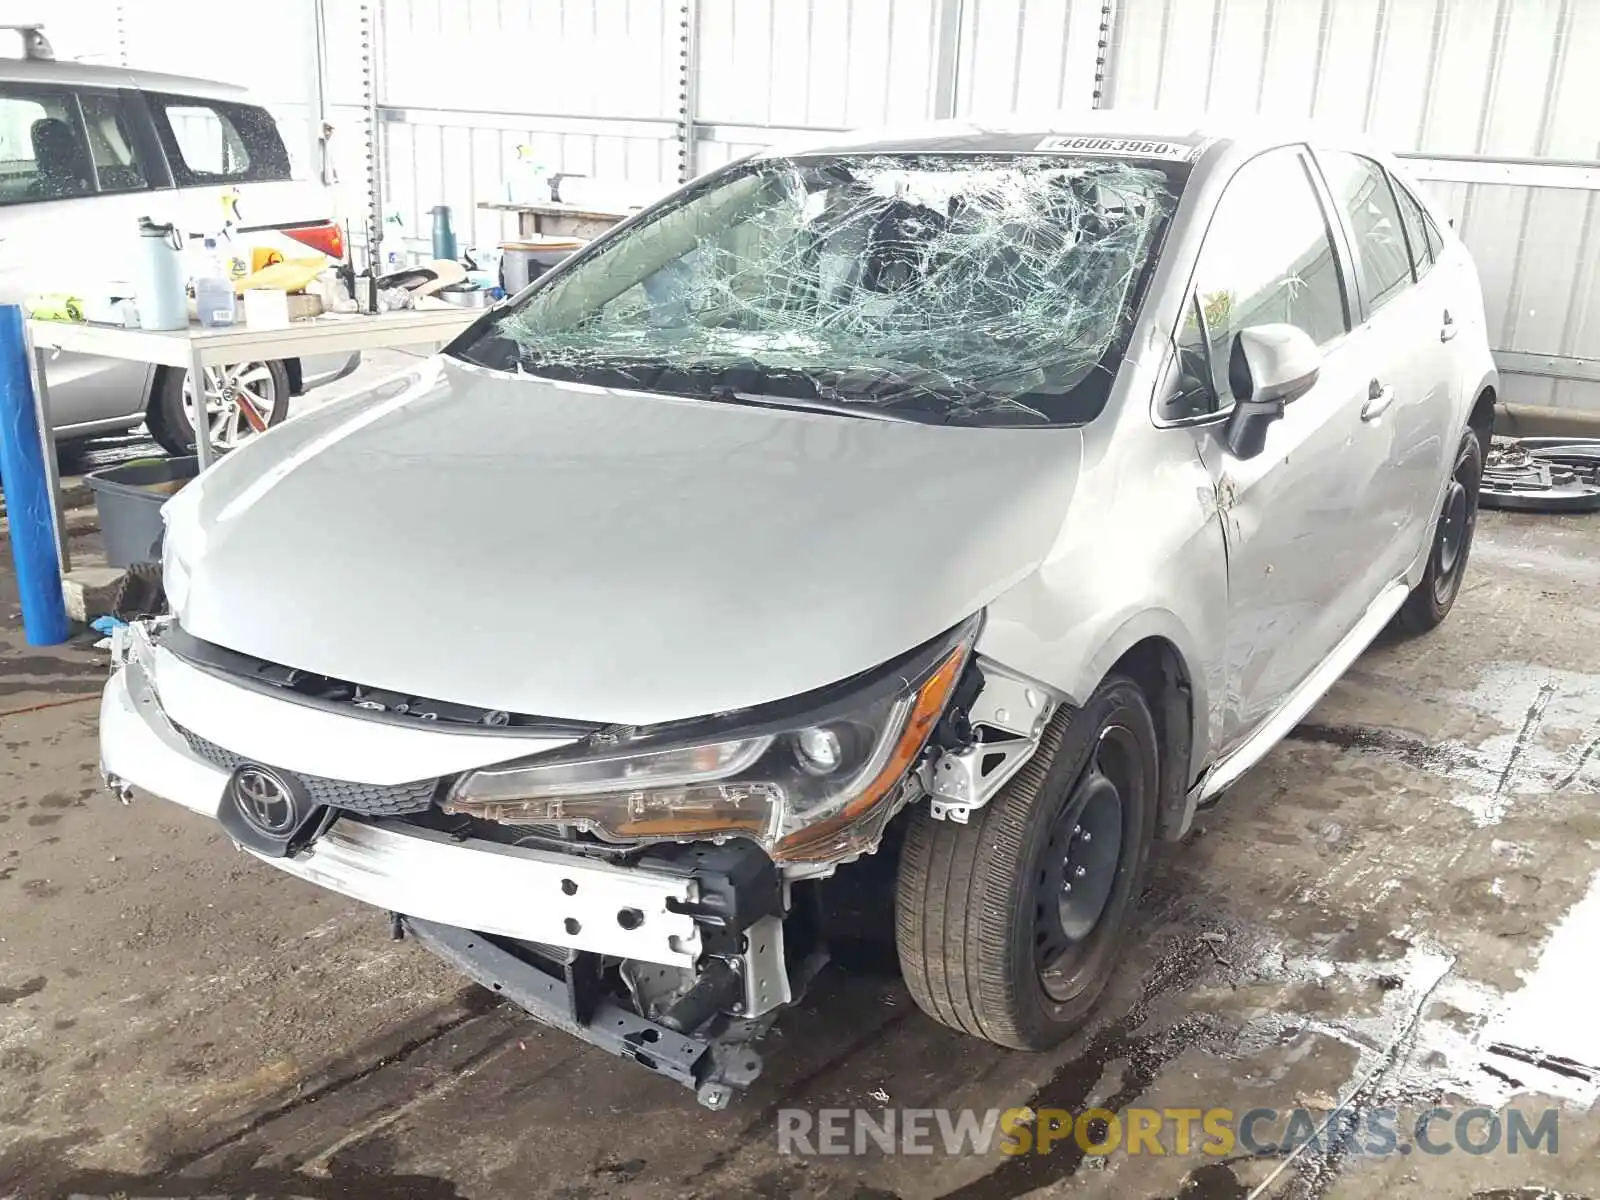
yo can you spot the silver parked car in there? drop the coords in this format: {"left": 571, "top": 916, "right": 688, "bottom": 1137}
{"left": 0, "top": 33, "right": 356, "bottom": 452}
{"left": 100, "top": 115, "right": 1496, "bottom": 1107}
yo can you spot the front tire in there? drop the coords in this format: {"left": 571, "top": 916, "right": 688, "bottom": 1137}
{"left": 1396, "top": 429, "right": 1483, "bottom": 635}
{"left": 147, "top": 360, "right": 290, "bottom": 456}
{"left": 894, "top": 674, "right": 1159, "bottom": 1050}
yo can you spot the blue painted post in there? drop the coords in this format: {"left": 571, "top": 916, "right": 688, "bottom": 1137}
{"left": 0, "top": 304, "right": 69, "bottom": 645}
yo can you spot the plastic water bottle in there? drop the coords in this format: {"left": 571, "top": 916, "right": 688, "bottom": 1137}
{"left": 430, "top": 206, "right": 458, "bottom": 261}
{"left": 194, "top": 237, "right": 236, "bottom": 327}
{"left": 505, "top": 145, "right": 549, "bottom": 204}
{"left": 384, "top": 211, "right": 407, "bottom": 271}
{"left": 134, "top": 217, "right": 187, "bottom": 330}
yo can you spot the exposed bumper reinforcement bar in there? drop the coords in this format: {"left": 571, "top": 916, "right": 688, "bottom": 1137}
{"left": 400, "top": 916, "right": 766, "bottom": 1110}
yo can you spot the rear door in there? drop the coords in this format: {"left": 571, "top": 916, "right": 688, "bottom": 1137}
{"left": 1394, "top": 168, "right": 1474, "bottom": 444}
{"left": 1167, "top": 146, "right": 1391, "bottom": 745}
{"left": 1313, "top": 150, "right": 1455, "bottom": 582}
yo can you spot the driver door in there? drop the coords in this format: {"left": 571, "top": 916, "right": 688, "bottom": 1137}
{"left": 1167, "top": 146, "right": 1392, "bottom": 749}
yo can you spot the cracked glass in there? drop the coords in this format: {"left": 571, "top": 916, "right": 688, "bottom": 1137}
{"left": 455, "top": 153, "right": 1183, "bottom": 426}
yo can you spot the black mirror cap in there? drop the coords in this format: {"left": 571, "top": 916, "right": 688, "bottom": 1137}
{"left": 1224, "top": 397, "right": 1285, "bottom": 460}
{"left": 1220, "top": 325, "right": 1319, "bottom": 460}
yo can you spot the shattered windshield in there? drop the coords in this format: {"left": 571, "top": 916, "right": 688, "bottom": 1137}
{"left": 453, "top": 153, "right": 1183, "bottom": 426}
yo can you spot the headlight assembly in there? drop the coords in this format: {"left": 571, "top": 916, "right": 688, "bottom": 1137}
{"left": 445, "top": 617, "right": 978, "bottom": 862}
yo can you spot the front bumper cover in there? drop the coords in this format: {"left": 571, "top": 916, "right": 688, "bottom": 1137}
{"left": 100, "top": 654, "right": 702, "bottom": 966}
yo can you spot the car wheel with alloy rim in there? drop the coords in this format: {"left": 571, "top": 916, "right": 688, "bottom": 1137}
{"left": 146, "top": 359, "right": 291, "bottom": 456}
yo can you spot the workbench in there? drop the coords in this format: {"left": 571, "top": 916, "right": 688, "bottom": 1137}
{"left": 28, "top": 304, "right": 482, "bottom": 570}
{"left": 477, "top": 200, "right": 632, "bottom": 240}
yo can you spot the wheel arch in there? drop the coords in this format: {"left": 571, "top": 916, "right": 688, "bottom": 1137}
{"left": 1046, "top": 608, "right": 1211, "bottom": 842}
{"left": 1468, "top": 379, "right": 1496, "bottom": 461}
{"left": 1105, "top": 635, "right": 1198, "bottom": 842}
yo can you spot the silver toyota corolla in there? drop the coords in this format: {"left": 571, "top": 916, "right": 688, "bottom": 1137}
{"left": 100, "top": 115, "right": 1497, "bottom": 1108}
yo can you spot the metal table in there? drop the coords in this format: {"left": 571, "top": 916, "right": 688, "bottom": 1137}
{"left": 28, "top": 304, "right": 481, "bottom": 570}
{"left": 477, "top": 200, "right": 631, "bottom": 240}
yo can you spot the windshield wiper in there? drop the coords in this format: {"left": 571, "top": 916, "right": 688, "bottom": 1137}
{"left": 692, "top": 360, "right": 946, "bottom": 423}
{"left": 703, "top": 384, "right": 942, "bottom": 423}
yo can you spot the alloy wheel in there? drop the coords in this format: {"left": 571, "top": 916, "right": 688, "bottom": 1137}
{"left": 181, "top": 361, "right": 279, "bottom": 450}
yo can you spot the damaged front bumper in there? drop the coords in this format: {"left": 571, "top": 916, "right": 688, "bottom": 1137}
{"left": 98, "top": 624, "right": 798, "bottom": 1106}
{"left": 399, "top": 916, "right": 772, "bottom": 1108}
{"left": 101, "top": 651, "right": 704, "bottom": 964}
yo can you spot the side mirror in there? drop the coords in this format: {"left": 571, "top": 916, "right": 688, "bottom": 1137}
{"left": 1223, "top": 324, "right": 1321, "bottom": 460}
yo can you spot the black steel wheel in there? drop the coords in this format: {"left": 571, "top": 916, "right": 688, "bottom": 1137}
{"left": 1398, "top": 429, "right": 1483, "bottom": 634}
{"left": 1034, "top": 725, "right": 1139, "bottom": 1001}
{"left": 896, "top": 674, "right": 1159, "bottom": 1050}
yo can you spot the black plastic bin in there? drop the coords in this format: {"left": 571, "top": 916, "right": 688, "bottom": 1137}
{"left": 84, "top": 456, "right": 198, "bottom": 567}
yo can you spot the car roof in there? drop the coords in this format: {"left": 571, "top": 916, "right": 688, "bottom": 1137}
{"left": 769, "top": 110, "right": 1386, "bottom": 163}
{"left": 0, "top": 55, "right": 250, "bottom": 102}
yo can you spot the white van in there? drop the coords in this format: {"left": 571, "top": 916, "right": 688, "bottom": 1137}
{"left": 0, "top": 31, "right": 356, "bottom": 453}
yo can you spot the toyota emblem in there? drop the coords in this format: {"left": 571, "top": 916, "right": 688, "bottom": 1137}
{"left": 232, "top": 766, "right": 297, "bottom": 835}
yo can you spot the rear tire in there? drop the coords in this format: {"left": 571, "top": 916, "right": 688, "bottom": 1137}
{"left": 894, "top": 674, "right": 1159, "bottom": 1050}
{"left": 1396, "top": 430, "right": 1483, "bottom": 635}
{"left": 147, "top": 360, "right": 290, "bottom": 456}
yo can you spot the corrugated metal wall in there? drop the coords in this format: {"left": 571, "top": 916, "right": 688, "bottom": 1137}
{"left": 1105, "top": 0, "right": 1600, "bottom": 409}
{"left": 374, "top": 0, "right": 681, "bottom": 247}
{"left": 44, "top": 0, "right": 1599, "bottom": 409}
{"left": 368, "top": 0, "right": 1115, "bottom": 249}
{"left": 363, "top": 0, "right": 1600, "bottom": 409}
{"left": 371, "top": 0, "right": 967, "bottom": 245}
{"left": 953, "top": 0, "right": 1110, "bottom": 114}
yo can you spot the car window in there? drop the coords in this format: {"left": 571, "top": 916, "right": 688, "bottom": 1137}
{"left": 1166, "top": 147, "right": 1348, "bottom": 420}
{"left": 0, "top": 86, "right": 94, "bottom": 204}
{"left": 1320, "top": 150, "right": 1414, "bottom": 313}
{"left": 77, "top": 92, "right": 148, "bottom": 194}
{"left": 1419, "top": 195, "right": 1445, "bottom": 261}
{"left": 147, "top": 93, "right": 291, "bottom": 185}
{"left": 1391, "top": 176, "right": 1433, "bottom": 278}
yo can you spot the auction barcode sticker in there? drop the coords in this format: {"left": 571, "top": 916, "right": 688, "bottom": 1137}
{"left": 1034, "top": 135, "right": 1196, "bottom": 160}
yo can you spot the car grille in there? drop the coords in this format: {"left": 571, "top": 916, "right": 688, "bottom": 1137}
{"left": 178, "top": 727, "right": 442, "bottom": 817}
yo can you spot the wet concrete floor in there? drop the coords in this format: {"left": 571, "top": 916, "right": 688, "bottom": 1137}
{"left": 0, "top": 503, "right": 1597, "bottom": 1199}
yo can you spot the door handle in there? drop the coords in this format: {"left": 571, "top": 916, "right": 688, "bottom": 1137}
{"left": 1361, "top": 379, "right": 1396, "bottom": 421}
{"left": 1440, "top": 311, "right": 1458, "bottom": 342}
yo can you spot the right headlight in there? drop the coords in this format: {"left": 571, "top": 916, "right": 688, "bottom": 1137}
{"left": 445, "top": 617, "right": 977, "bottom": 862}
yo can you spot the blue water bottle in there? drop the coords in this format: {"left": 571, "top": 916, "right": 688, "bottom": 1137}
{"left": 430, "top": 206, "right": 458, "bottom": 261}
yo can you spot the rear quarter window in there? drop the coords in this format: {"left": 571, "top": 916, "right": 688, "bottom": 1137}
{"left": 147, "top": 92, "right": 291, "bottom": 185}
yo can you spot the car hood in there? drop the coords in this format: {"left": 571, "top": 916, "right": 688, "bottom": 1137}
{"left": 172, "top": 356, "right": 1083, "bottom": 724}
